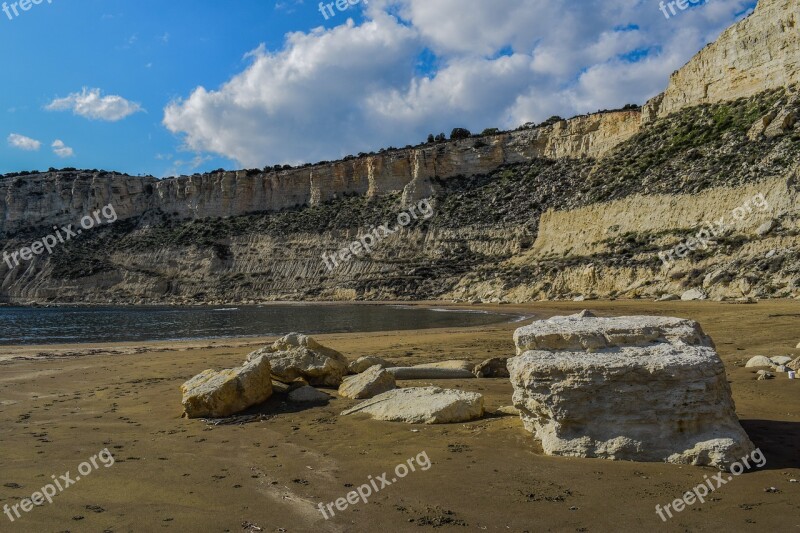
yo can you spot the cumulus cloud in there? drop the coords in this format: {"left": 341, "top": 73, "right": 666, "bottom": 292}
{"left": 51, "top": 139, "right": 75, "bottom": 158}
{"left": 164, "top": 0, "right": 756, "bottom": 168}
{"left": 46, "top": 88, "right": 143, "bottom": 122}
{"left": 7, "top": 133, "right": 41, "bottom": 151}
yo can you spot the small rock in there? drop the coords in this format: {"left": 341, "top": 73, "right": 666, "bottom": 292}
{"left": 656, "top": 294, "right": 680, "bottom": 302}
{"left": 681, "top": 288, "right": 707, "bottom": 301}
{"left": 473, "top": 357, "right": 510, "bottom": 378}
{"left": 573, "top": 309, "right": 596, "bottom": 318}
{"left": 338, "top": 365, "right": 396, "bottom": 399}
{"left": 755, "top": 220, "right": 776, "bottom": 237}
{"left": 496, "top": 405, "right": 520, "bottom": 416}
{"left": 775, "top": 365, "right": 788, "bottom": 373}
{"left": 788, "top": 357, "right": 800, "bottom": 372}
{"left": 764, "top": 486, "right": 781, "bottom": 493}
{"left": 756, "top": 370, "right": 774, "bottom": 380}
{"left": 288, "top": 386, "right": 331, "bottom": 404}
{"left": 746, "top": 356, "right": 775, "bottom": 368}
{"left": 181, "top": 356, "right": 273, "bottom": 419}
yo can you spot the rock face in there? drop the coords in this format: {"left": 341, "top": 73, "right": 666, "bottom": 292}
{"left": 644, "top": 0, "right": 800, "bottom": 122}
{"left": 788, "top": 357, "right": 800, "bottom": 371}
{"left": 247, "top": 333, "right": 348, "bottom": 387}
{"left": 181, "top": 356, "right": 273, "bottom": 418}
{"left": 473, "top": 357, "right": 510, "bottom": 378}
{"left": 348, "top": 356, "right": 391, "bottom": 374}
{"left": 508, "top": 314, "right": 754, "bottom": 467}
{"left": 341, "top": 386, "right": 485, "bottom": 424}
{"left": 338, "top": 365, "right": 396, "bottom": 399}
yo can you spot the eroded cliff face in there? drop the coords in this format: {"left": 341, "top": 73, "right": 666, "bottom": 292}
{"left": 645, "top": 0, "right": 800, "bottom": 121}
{"left": 2, "top": 0, "right": 799, "bottom": 305}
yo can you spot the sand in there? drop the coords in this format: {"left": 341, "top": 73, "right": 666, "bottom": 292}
{"left": 0, "top": 300, "right": 798, "bottom": 532}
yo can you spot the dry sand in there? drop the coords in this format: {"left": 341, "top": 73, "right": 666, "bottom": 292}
{"left": 0, "top": 300, "right": 798, "bottom": 532}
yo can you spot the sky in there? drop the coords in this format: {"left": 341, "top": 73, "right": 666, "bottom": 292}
{"left": 0, "top": 0, "right": 758, "bottom": 178}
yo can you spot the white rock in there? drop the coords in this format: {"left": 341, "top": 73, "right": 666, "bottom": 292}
{"left": 387, "top": 367, "right": 475, "bottom": 379}
{"left": 181, "top": 356, "right": 273, "bottom": 419}
{"left": 513, "top": 314, "right": 712, "bottom": 354}
{"left": 341, "top": 387, "right": 484, "bottom": 424}
{"left": 413, "top": 360, "right": 474, "bottom": 372}
{"left": 338, "top": 365, "right": 396, "bottom": 399}
{"left": 247, "top": 333, "right": 348, "bottom": 387}
{"left": 657, "top": 294, "right": 680, "bottom": 302}
{"left": 509, "top": 315, "right": 753, "bottom": 468}
{"left": 789, "top": 357, "right": 800, "bottom": 372}
{"left": 746, "top": 356, "right": 775, "bottom": 368}
{"left": 288, "top": 386, "right": 331, "bottom": 403}
{"left": 756, "top": 370, "right": 775, "bottom": 380}
{"left": 775, "top": 365, "right": 788, "bottom": 373}
{"left": 348, "top": 356, "right": 391, "bottom": 374}
{"left": 770, "top": 356, "right": 793, "bottom": 365}
{"left": 473, "top": 357, "right": 510, "bottom": 378}
{"left": 796, "top": 342, "right": 800, "bottom": 349}
{"left": 681, "top": 288, "right": 707, "bottom": 301}
{"left": 755, "top": 220, "right": 776, "bottom": 237}
{"left": 496, "top": 405, "right": 520, "bottom": 416}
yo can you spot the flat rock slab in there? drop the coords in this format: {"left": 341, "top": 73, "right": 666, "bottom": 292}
{"left": 513, "top": 313, "right": 713, "bottom": 354}
{"left": 338, "top": 365, "right": 396, "bottom": 399}
{"left": 341, "top": 386, "right": 484, "bottom": 424}
{"left": 181, "top": 356, "right": 273, "bottom": 418}
{"left": 414, "top": 360, "right": 474, "bottom": 371}
{"left": 386, "top": 367, "right": 475, "bottom": 379}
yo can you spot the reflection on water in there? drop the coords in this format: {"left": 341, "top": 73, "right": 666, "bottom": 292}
{"left": 0, "top": 304, "right": 516, "bottom": 345}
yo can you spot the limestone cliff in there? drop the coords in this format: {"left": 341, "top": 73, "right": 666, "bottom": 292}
{"left": 1, "top": 0, "right": 799, "bottom": 305}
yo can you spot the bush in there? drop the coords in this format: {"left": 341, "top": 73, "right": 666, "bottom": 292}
{"left": 450, "top": 128, "right": 472, "bottom": 140}
{"left": 481, "top": 128, "right": 500, "bottom": 136}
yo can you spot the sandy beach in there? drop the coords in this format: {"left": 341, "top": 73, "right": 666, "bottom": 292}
{"left": 0, "top": 300, "right": 798, "bottom": 532}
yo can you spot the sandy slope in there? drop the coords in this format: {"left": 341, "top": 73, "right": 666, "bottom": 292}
{"left": 0, "top": 300, "right": 798, "bottom": 532}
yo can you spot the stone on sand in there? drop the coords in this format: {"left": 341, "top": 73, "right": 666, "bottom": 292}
{"left": 770, "top": 356, "right": 793, "bottom": 366}
{"left": 386, "top": 367, "right": 475, "bottom": 379}
{"left": 338, "top": 365, "right": 396, "bottom": 399}
{"left": 247, "top": 333, "right": 348, "bottom": 387}
{"left": 509, "top": 314, "right": 754, "bottom": 468}
{"left": 288, "top": 386, "right": 331, "bottom": 403}
{"left": 414, "top": 360, "right": 474, "bottom": 371}
{"left": 181, "top": 356, "right": 273, "bottom": 418}
{"left": 681, "top": 288, "right": 707, "bottom": 301}
{"left": 341, "top": 386, "right": 484, "bottom": 424}
{"left": 348, "top": 356, "right": 391, "bottom": 374}
{"left": 746, "top": 356, "right": 775, "bottom": 368}
{"left": 513, "top": 314, "right": 713, "bottom": 355}
{"left": 788, "top": 357, "right": 800, "bottom": 372}
{"left": 473, "top": 357, "right": 510, "bottom": 378}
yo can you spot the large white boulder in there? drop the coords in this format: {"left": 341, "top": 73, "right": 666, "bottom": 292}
{"left": 338, "top": 365, "right": 396, "bottom": 399}
{"left": 181, "top": 356, "right": 273, "bottom": 418}
{"left": 509, "top": 314, "right": 754, "bottom": 468}
{"left": 341, "top": 387, "right": 484, "bottom": 424}
{"left": 247, "top": 333, "right": 348, "bottom": 387}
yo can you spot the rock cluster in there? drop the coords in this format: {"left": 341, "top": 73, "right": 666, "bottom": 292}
{"left": 508, "top": 312, "right": 754, "bottom": 468}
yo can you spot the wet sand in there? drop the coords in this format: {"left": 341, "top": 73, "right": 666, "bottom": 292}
{"left": 0, "top": 300, "right": 798, "bottom": 532}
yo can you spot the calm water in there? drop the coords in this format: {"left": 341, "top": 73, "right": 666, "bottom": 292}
{"left": 0, "top": 305, "right": 518, "bottom": 346}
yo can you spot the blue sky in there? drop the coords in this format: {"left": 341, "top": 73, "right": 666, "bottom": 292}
{"left": 1, "top": 0, "right": 756, "bottom": 178}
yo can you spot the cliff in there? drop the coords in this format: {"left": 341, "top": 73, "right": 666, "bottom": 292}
{"left": 1, "top": 0, "right": 799, "bottom": 305}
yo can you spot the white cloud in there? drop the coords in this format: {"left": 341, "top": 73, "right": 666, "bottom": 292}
{"left": 7, "top": 133, "right": 41, "bottom": 151}
{"left": 163, "top": 0, "right": 756, "bottom": 168}
{"left": 46, "top": 88, "right": 143, "bottom": 122}
{"left": 51, "top": 139, "right": 75, "bottom": 158}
